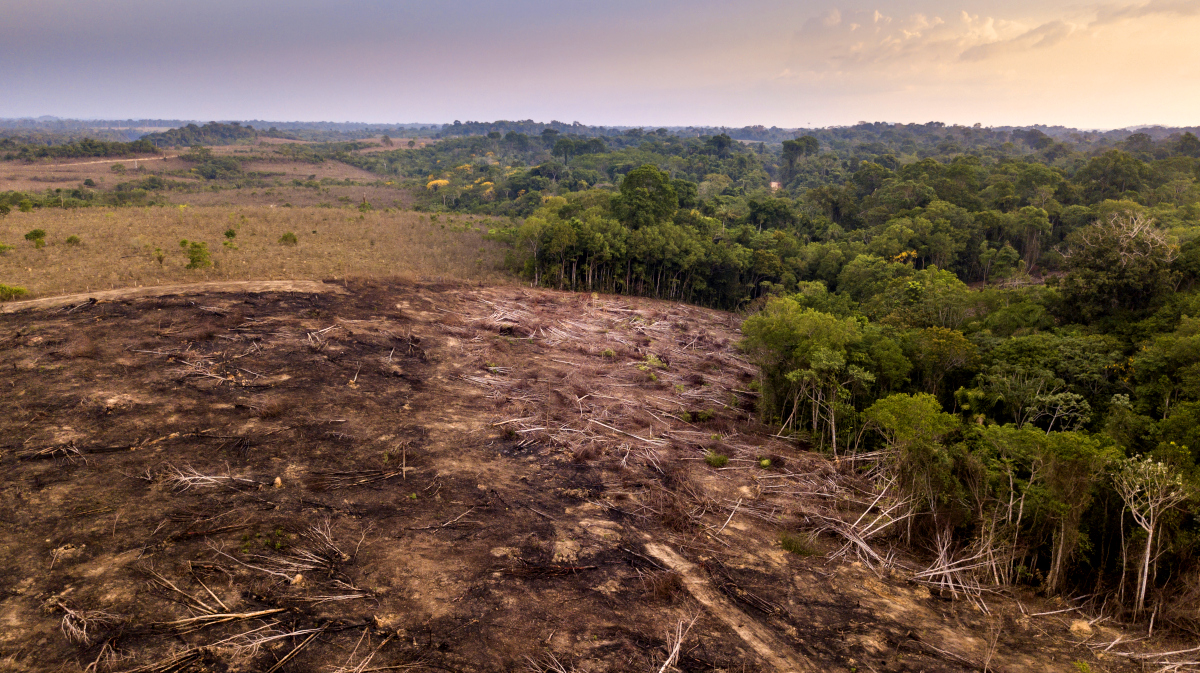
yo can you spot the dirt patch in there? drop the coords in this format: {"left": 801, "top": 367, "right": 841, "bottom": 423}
{"left": 0, "top": 282, "right": 1148, "bottom": 672}
{"left": 0, "top": 280, "right": 347, "bottom": 313}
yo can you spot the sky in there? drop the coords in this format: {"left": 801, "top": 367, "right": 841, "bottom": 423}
{"left": 2, "top": 0, "right": 1199, "bottom": 129}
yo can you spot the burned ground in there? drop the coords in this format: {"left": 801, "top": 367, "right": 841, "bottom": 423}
{"left": 0, "top": 281, "right": 1148, "bottom": 672}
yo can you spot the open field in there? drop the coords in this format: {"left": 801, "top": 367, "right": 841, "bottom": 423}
{"left": 0, "top": 281, "right": 1170, "bottom": 672}
{"left": 0, "top": 138, "right": 417, "bottom": 206}
{"left": 0, "top": 206, "right": 510, "bottom": 297}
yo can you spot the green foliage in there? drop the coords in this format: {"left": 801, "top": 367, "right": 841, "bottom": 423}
{"left": 779, "top": 532, "right": 816, "bottom": 556}
{"left": 65, "top": 235, "right": 81, "bottom": 246}
{"left": 24, "top": 229, "right": 46, "bottom": 242}
{"left": 643, "top": 354, "right": 667, "bottom": 369}
{"left": 742, "top": 298, "right": 875, "bottom": 451}
{"left": 8, "top": 137, "right": 157, "bottom": 160}
{"left": 278, "top": 232, "right": 298, "bottom": 246}
{"left": 142, "top": 122, "right": 258, "bottom": 147}
{"left": 704, "top": 452, "right": 729, "bottom": 468}
{"left": 0, "top": 284, "right": 28, "bottom": 301}
{"left": 179, "top": 239, "right": 212, "bottom": 269}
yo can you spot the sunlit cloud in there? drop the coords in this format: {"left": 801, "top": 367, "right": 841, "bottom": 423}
{"left": 1, "top": 0, "right": 1199, "bottom": 128}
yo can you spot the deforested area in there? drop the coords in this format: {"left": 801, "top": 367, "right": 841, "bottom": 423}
{"left": 0, "top": 280, "right": 1191, "bottom": 672}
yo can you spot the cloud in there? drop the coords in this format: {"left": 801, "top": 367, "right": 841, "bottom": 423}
{"left": 788, "top": 9, "right": 1022, "bottom": 72}
{"left": 958, "top": 20, "right": 1076, "bottom": 61}
{"left": 786, "top": 0, "right": 1200, "bottom": 73}
{"left": 1091, "top": 0, "right": 1200, "bottom": 25}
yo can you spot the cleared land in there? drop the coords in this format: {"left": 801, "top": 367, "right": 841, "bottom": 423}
{"left": 0, "top": 138, "right": 422, "bottom": 203}
{"left": 0, "top": 281, "right": 1161, "bottom": 672}
{"left": 0, "top": 207, "right": 508, "bottom": 297}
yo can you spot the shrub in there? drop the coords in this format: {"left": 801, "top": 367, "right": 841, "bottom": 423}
{"left": 759, "top": 458, "right": 772, "bottom": 469}
{"left": 179, "top": 239, "right": 212, "bottom": 269}
{"left": 0, "top": 284, "right": 29, "bottom": 301}
{"left": 779, "top": 533, "right": 815, "bottom": 556}
{"left": 704, "top": 451, "right": 729, "bottom": 468}
{"left": 223, "top": 228, "right": 238, "bottom": 249}
{"left": 279, "top": 232, "right": 298, "bottom": 246}
{"left": 83, "top": 178, "right": 95, "bottom": 187}
{"left": 0, "top": 204, "right": 10, "bottom": 216}
{"left": 24, "top": 229, "right": 46, "bottom": 242}
{"left": 65, "top": 235, "right": 81, "bottom": 246}
{"left": 18, "top": 200, "right": 33, "bottom": 213}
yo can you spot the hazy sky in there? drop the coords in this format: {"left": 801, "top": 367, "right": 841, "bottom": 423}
{"left": 3, "top": 0, "right": 1198, "bottom": 129}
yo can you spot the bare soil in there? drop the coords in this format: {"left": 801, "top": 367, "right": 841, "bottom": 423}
{"left": 0, "top": 281, "right": 1145, "bottom": 672}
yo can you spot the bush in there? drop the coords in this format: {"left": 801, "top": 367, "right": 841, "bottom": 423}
{"left": 779, "top": 533, "right": 815, "bottom": 556}
{"left": 65, "top": 235, "right": 81, "bottom": 246}
{"left": 83, "top": 178, "right": 96, "bottom": 187}
{"left": 179, "top": 239, "right": 212, "bottom": 269}
{"left": 704, "top": 451, "right": 729, "bottom": 468}
{"left": 18, "top": 200, "right": 33, "bottom": 213}
{"left": 0, "top": 284, "right": 29, "bottom": 301}
{"left": 24, "top": 229, "right": 46, "bottom": 242}
{"left": 0, "top": 204, "right": 10, "bottom": 217}
{"left": 279, "top": 232, "right": 298, "bottom": 246}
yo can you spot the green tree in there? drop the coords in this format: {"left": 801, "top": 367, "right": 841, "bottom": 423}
{"left": 612, "top": 165, "right": 678, "bottom": 229}
{"left": 864, "top": 393, "right": 960, "bottom": 526}
{"left": 742, "top": 300, "right": 872, "bottom": 454}
{"left": 1058, "top": 211, "right": 1178, "bottom": 321}
{"left": 905, "top": 327, "right": 978, "bottom": 395}
{"left": 1114, "top": 455, "right": 1194, "bottom": 616}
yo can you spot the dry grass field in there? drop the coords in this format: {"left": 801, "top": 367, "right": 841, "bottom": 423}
{"left": 0, "top": 141, "right": 418, "bottom": 207}
{"left": 0, "top": 206, "right": 511, "bottom": 297}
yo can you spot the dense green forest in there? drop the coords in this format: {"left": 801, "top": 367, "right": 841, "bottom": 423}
{"left": 140, "top": 122, "right": 267, "bottom": 147}
{"left": 340, "top": 122, "right": 1200, "bottom": 620}
{"left": 0, "top": 137, "right": 159, "bottom": 161}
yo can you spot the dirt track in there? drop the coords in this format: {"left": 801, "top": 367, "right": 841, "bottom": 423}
{"left": 0, "top": 280, "right": 347, "bottom": 313}
{"left": 0, "top": 280, "right": 1127, "bottom": 672}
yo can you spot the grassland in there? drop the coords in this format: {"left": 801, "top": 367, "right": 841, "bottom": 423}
{"left": 0, "top": 206, "right": 510, "bottom": 297}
